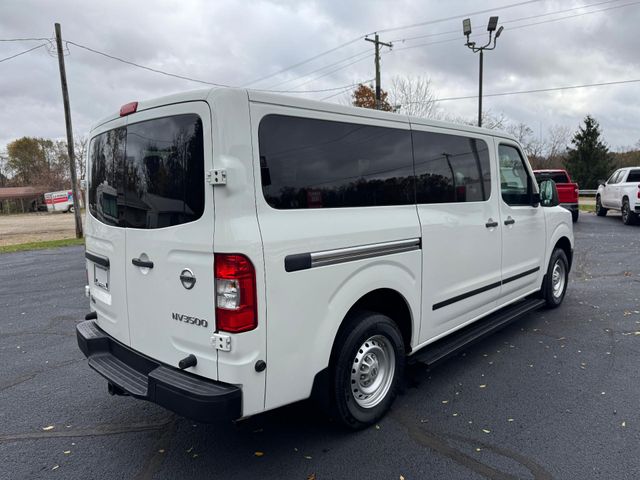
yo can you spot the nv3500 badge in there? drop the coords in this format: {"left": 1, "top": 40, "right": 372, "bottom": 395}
{"left": 172, "top": 312, "right": 208, "bottom": 328}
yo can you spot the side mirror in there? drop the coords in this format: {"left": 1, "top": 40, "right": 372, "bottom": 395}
{"left": 598, "top": 179, "right": 606, "bottom": 186}
{"left": 539, "top": 179, "right": 560, "bottom": 207}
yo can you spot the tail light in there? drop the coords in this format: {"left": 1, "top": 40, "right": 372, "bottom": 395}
{"left": 637, "top": 185, "right": 640, "bottom": 199}
{"left": 214, "top": 254, "right": 257, "bottom": 333}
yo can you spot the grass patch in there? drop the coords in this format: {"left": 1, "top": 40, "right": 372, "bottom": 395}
{"left": 579, "top": 203, "right": 596, "bottom": 213}
{"left": 0, "top": 237, "right": 84, "bottom": 254}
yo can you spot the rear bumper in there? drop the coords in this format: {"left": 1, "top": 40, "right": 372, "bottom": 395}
{"left": 76, "top": 320, "right": 242, "bottom": 422}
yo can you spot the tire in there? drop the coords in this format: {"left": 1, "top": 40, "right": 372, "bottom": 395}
{"left": 543, "top": 248, "right": 569, "bottom": 308}
{"left": 595, "top": 196, "right": 607, "bottom": 216}
{"left": 571, "top": 209, "right": 579, "bottom": 223}
{"left": 330, "top": 311, "right": 405, "bottom": 429}
{"left": 67, "top": 206, "right": 75, "bottom": 213}
{"left": 621, "top": 199, "right": 637, "bottom": 225}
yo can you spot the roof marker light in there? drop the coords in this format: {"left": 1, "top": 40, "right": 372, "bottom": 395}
{"left": 119, "top": 101, "right": 138, "bottom": 117}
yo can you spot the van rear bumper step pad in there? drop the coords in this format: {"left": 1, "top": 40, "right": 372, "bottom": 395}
{"left": 76, "top": 320, "right": 241, "bottom": 422}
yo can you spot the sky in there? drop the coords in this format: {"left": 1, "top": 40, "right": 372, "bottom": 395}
{"left": 1, "top": 0, "right": 639, "bottom": 160}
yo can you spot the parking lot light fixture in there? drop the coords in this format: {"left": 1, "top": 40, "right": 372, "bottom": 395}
{"left": 463, "top": 16, "right": 504, "bottom": 127}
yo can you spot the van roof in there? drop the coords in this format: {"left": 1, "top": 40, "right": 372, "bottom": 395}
{"left": 91, "top": 87, "right": 518, "bottom": 143}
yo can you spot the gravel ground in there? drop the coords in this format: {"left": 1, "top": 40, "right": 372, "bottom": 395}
{"left": 1, "top": 212, "right": 639, "bottom": 479}
{"left": 0, "top": 212, "right": 83, "bottom": 247}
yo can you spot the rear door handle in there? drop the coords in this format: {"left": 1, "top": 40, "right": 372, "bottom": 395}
{"left": 132, "top": 258, "right": 154, "bottom": 269}
{"left": 504, "top": 216, "right": 516, "bottom": 225}
{"left": 485, "top": 219, "right": 499, "bottom": 228}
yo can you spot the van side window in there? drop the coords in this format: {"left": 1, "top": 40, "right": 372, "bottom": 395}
{"left": 258, "top": 115, "right": 414, "bottom": 209}
{"left": 412, "top": 131, "right": 491, "bottom": 203}
{"left": 499, "top": 144, "right": 533, "bottom": 206}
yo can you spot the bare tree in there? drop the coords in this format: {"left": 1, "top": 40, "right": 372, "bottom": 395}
{"left": 543, "top": 125, "right": 571, "bottom": 168}
{"left": 74, "top": 136, "right": 88, "bottom": 182}
{"left": 388, "top": 76, "right": 439, "bottom": 118}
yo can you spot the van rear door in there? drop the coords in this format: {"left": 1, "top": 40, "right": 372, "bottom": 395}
{"left": 122, "top": 102, "right": 218, "bottom": 379}
{"left": 86, "top": 117, "right": 130, "bottom": 344}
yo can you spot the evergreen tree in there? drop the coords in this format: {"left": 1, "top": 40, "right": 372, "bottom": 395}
{"left": 565, "top": 115, "right": 611, "bottom": 188}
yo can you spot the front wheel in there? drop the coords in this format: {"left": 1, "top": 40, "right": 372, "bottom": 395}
{"left": 543, "top": 248, "right": 569, "bottom": 308}
{"left": 331, "top": 311, "right": 405, "bottom": 429}
{"left": 595, "top": 196, "right": 607, "bottom": 216}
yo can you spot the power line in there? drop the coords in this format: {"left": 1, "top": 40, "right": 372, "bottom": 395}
{"left": 242, "top": 36, "right": 364, "bottom": 87}
{"left": 372, "top": 0, "right": 543, "bottom": 35}
{"left": 66, "top": 40, "right": 232, "bottom": 87}
{"left": 241, "top": 0, "right": 544, "bottom": 87}
{"left": 0, "top": 37, "right": 52, "bottom": 42}
{"left": 66, "top": 40, "right": 369, "bottom": 95}
{"left": 392, "top": 0, "right": 640, "bottom": 52}
{"left": 406, "top": 78, "right": 640, "bottom": 104}
{"left": 278, "top": 52, "right": 372, "bottom": 91}
{"left": 0, "top": 43, "right": 48, "bottom": 64}
{"left": 389, "top": 0, "right": 623, "bottom": 43}
{"left": 266, "top": 48, "right": 370, "bottom": 89}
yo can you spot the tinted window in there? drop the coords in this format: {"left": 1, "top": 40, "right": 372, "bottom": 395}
{"left": 258, "top": 115, "right": 414, "bottom": 209}
{"left": 88, "top": 127, "right": 126, "bottom": 227}
{"left": 627, "top": 169, "right": 640, "bottom": 182}
{"left": 412, "top": 131, "right": 491, "bottom": 203}
{"left": 607, "top": 170, "right": 622, "bottom": 184}
{"left": 534, "top": 171, "right": 569, "bottom": 184}
{"left": 499, "top": 145, "right": 532, "bottom": 206}
{"left": 125, "top": 115, "right": 204, "bottom": 229}
{"left": 88, "top": 114, "right": 204, "bottom": 229}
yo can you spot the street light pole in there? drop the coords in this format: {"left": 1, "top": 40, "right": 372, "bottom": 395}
{"left": 463, "top": 16, "right": 504, "bottom": 128}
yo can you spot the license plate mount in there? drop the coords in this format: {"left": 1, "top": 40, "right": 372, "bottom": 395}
{"left": 94, "top": 264, "right": 109, "bottom": 291}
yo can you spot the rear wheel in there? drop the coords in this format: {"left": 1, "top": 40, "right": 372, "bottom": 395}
{"left": 543, "top": 248, "right": 569, "bottom": 308}
{"left": 330, "top": 311, "right": 404, "bottom": 429}
{"left": 595, "top": 196, "right": 607, "bottom": 216}
{"left": 621, "top": 199, "right": 637, "bottom": 225}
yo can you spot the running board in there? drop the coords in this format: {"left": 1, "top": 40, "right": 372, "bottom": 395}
{"left": 409, "top": 298, "right": 546, "bottom": 367}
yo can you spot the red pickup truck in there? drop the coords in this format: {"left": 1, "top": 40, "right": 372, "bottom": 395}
{"left": 533, "top": 169, "right": 579, "bottom": 222}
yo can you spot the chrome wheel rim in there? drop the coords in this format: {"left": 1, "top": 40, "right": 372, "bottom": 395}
{"left": 350, "top": 335, "right": 395, "bottom": 409}
{"left": 551, "top": 259, "right": 566, "bottom": 299}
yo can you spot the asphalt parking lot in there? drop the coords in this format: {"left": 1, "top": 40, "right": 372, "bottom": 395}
{"left": 1, "top": 212, "right": 639, "bottom": 479}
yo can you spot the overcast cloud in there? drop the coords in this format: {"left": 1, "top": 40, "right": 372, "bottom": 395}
{"left": 1, "top": 0, "right": 639, "bottom": 156}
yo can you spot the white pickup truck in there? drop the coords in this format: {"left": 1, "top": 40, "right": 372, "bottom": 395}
{"left": 596, "top": 167, "right": 640, "bottom": 225}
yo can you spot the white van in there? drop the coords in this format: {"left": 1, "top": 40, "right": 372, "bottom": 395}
{"left": 77, "top": 88, "right": 574, "bottom": 429}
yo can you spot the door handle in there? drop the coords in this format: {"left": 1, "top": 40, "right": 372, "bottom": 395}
{"left": 485, "top": 219, "right": 499, "bottom": 228}
{"left": 132, "top": 258, "right": 154, "bottom": 269}
{"left": 504, "top": 216, "right": 515, "bottom": 226}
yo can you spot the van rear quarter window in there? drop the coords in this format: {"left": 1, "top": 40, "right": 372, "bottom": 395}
{"left": 88, "top": 114, "right": 204, "bottom": 228}
{"left": 258, "top": 114, "right": 414, "bottom": 209}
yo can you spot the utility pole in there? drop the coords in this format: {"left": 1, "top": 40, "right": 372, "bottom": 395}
{"left": 462, "top": 17, "right": 504, "bottom": 128}
{"left": 365, "top": 34, "right": 392, "bottom": 109}
{"left": 54, "top": 22, "right": 83, "bottom": 238}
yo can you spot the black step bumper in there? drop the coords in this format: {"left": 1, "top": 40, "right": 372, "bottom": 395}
{"left": 76, "top": 320, "right": 241, "bottom": 422}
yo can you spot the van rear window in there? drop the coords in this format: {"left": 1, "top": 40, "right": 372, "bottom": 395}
{"left": 88, "top": 114, "right": 204, "bottom": 228}
{"left": 534, "top": 171, "right": 569, "bottom": 184}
